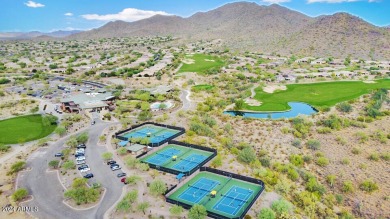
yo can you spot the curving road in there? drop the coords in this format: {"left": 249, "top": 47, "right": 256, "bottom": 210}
{"left": 17, "top": 118, "right": 123, "bottom": 219}
{"left": 179, "top": 89, "right": 194, "bottom": 111}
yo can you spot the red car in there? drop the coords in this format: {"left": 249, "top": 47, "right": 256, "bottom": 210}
{"left": 121, "top": 177, "right": 128, "bottom": 184}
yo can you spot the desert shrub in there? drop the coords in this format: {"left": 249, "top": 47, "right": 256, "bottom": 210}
{"left": 291, "top": 139, "right": 302, "bottom": 148}
{"left": 380, "top": 152, "right": 390, "bottom": 161}
{"left": 12, "top": 188, "right": 28, "bottom": 202}
{"left": 306, "top": 139, "right": 321, "bottom": 150}
{"left": 359, "top": 179, "right": 379, "bottom": 193}
{"left": 237, "top": 147, "right": 257, "bottom": 164}
{"left": 336, "top": 102, "right": 353, "bottom": 113}
{"left": 306, "top": 177, "right": 326, "bottom": 196}
{"left": 289, "top": 154, "right": 304, "bottom": 167}
{"left": 259, "top": 156, "right": 271, "bottom": 167}
{"left": 271, "top": 199, "right": 293, "bottom": 216}
{"left": 368, "top": 153, "right": 380, "bottom": 161}
{"left": 326, "top": 175, "right": 336, "bottom": 187}
{"left": 149, "top": 179, "right": 167, "bottom": 196}
{"left": 257, "top": 208, "right": 275, "bottom": 219}
{"left": 188, "top": 204, "right": 207, "bottom": 219}
{"left": 7, "top": 161, "right": 26, "bottom": 175}
{"left": 342, "top": 181, "right": 354, "bottom": 193}
{"left": 316, "top": 157, "right": 329, "bottom": 167}
{"left": 0, "top": 144, "right": 11, "bottom": 152}
{"left": 351, "top": 147, "right": 361, "bottom": 155}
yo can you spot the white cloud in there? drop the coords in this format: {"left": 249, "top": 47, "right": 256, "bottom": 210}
{"left": 24, "top": 1, "right": 45, "bottom": 8}
{"left": 262, "top": 0, "right": 291, "bottom": 3}
{"left": 64, "top": 12, "right": 73, "bottom": 16}
{"left": 81, "top": 8, "right": 171, "bottom": 22}
{"left": 308, "top": 0, "right": 375, "bottom": 3}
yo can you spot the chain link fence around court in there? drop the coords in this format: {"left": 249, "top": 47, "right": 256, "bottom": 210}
{"left": 140, "top": 140, "right": 217, "bottom": 176}
{"left": 165, "top": 167, "right": 265, "bottom": 219}
{"left": 114, "top": 122, "right": 185, "bottom": 147}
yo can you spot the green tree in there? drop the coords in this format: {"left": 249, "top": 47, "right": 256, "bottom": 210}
{"left": 258, "top": 208, "right": 276, "bottom": 219}
{"left": 101, "top": 152, "right": 113, "bottom": 161}
{"left": 238, "top": 147, "right": 257, "bottom": 164}
{"left": 48, "top": 160, "right": 60, "bottom": 169}
{"left": 12, "top": 188, "right": 29, "bottom": 202}
{"left": 188, "top": 204, "right": 207, "bottom": 219}
{"left": 234, "top": 99, "right": 244, "bottom": 111}
{"left": 62, "top": 160, "right": 76, "bottom": 170}
{"left": 76, "top": 132, "right": 89, "bottom": 144}
{"left": 117, "top": 147, "right": 128, "bottom": 155}
{"left": 149, "top": 179, "right": 167, "bottom": 196}
{"left": 66, "top": 137, "right": 78, "bottom": 148}
{"left": 289, "top": 154, "right": 304, "bottom": 167}
{"left": 125, "top": 156, "right": 139, "bottom": 168}
{"left": 137, "top": 202, "right": 150, "bottom": 215}
{"left": 7, "top": 161, "right": 26, "bottom": 175}
{"left": 170, "top": 205, "right": 184, "bottom": 216}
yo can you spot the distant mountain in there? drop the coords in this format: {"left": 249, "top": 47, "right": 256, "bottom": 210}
{"left": 0, "top": 30, "right": 83, "bottom": 40}
{"left": 69, "top": 2, "right": 390, "bottom": 59}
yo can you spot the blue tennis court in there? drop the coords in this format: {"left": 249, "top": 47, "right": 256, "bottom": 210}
{"left": 171, "top": 154, "right": 207, "bottom": 172}
{"left": 178, "top": 177, "right": 220, "bottom": 204}
{"left": 144, "top": 148, "right": 181, "bottom": 166}
{"left": 213, "top": 186, "right": 253, "bottom": 216}
{"left": 120, "top": 125, "right": 180, "bottom": 144}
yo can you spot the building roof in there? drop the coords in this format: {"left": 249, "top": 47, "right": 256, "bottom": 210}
{"left": 144, "top": 85, "right": 173, "bottom": 95}
{"left": 61, "top": 92, "right": 114, "bottom": 109}
{"left": 125, "top": 144, "right": 146, "bottom": 152}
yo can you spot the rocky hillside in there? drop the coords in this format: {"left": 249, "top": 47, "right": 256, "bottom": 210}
{"left": 69, "top": 2, "right": 390, "bottom": 59}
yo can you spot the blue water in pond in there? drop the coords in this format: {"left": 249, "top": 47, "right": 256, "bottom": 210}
{"left": 224, "top": 102, "right": 318, "bottom": 119}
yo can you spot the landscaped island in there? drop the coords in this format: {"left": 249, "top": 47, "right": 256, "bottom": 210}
{"left": 244, "top": 79, "right": 390, "bottom": 111}
{"left": 0, "top": 114, "right": 57, "bottom": 144}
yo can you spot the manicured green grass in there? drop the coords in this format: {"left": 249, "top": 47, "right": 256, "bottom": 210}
{"left": 244, "top": 79, "right": 390, "bottom": 111}
{"left": 0, "top": 114, "right": 57, "bottom": 144}
{"left": 178, "top": 54, "right": 225, "bottom": 74}
{"left": 191, "top": 84, "right": 215, "bottom": 92}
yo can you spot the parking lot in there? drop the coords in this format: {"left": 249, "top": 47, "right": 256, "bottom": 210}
{"left": 17, "top": 117, "right": 124, "bottom": 219}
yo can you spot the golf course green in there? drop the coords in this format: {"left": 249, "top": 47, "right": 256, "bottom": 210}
{"left": 244, "top": 79, "right": 390, "bottom": 111}
{"left": 178, "top": 54, "right": 224, "bottom": 74}
{"left": 0, "top": 114, "right": 57, "bottom": 144}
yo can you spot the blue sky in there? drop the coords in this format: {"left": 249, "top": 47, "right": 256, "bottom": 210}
{"left": 1, "top": 0, "right": 389, "bottom": 32}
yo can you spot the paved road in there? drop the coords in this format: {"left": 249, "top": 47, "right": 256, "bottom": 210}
{"left": 179, "top": 89, "right": 193, "bottom": 111}
{"left": 18, "top": 118, "right": 123, "bottom": 219}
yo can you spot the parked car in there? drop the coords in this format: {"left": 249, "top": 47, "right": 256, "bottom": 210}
{"left": 77, "top": 144, "right": 86, "bottom": 149}
{"left": 80, "top": 168, "right": 90, "bottom": 173}
{"left": 54, "top": 153, "right": 64, "bottom": 157}
{"left": 117, "top": 173, "right": 126, "bottom": 178}
{"left": 110, "top": 163, "right": 119, "bottom": 168}
{"left": 107, "top": 160, "right": 116, "bottom": 165}
{"left": 76, "top": 149, "right": 85, "bottom": 154}
{"left": 76, "top": 156, "right": 86, "bottom": 161}
{"left": 84, "top": 173, "right": 94, "bottom": 179}
{"left": 78, "top": 165, "right": 89, "bottom": 170}
{"left": 75, "top": 153, "right": 85, "bottom": 157}
{"left": 91, "top": 121, "right": 95, "bottom": 125}
{"left": 76, "top": 160, "right": 86, "bottom": 165}
{"left": 121, "top": 177, "right": 128, "bottom": 184}
{"left": 111, "top": 166, "right": 121, "bottom": 171}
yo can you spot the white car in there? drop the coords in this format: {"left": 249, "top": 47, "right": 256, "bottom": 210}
{"left": 76, "top": 149, "right": 85, "bottom": 153}
{"left": 76, "top": 156, "right": 86, "bottom": 161}
{"left": 111, "top": 166, "right": 121, "bottom": 171}
{"left": 80, "top": 168, "right": 90, "bottom": 173}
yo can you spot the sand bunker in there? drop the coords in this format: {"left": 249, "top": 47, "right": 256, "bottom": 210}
{"left": 263, "top": 85, "right": 287, "bottom": 93}
{"left": 182, "top": 58, "right": 195, "bottom": 64}
{"left": 204, "top": 59, "right": 215, "bottom": 62}
{"left": 363, "top": 81, "right": 376, "bottom": 84}
{"left": 244, "top": 98, "right": 262, "bottom": 106}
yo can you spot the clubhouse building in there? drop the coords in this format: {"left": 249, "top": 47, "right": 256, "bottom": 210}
{"left": 61, "top": 91, "right": 115, "bottom": 113}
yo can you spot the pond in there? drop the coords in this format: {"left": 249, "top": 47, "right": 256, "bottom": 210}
{"left": 224, "top": 102, "right": 318, "bottom": 119}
